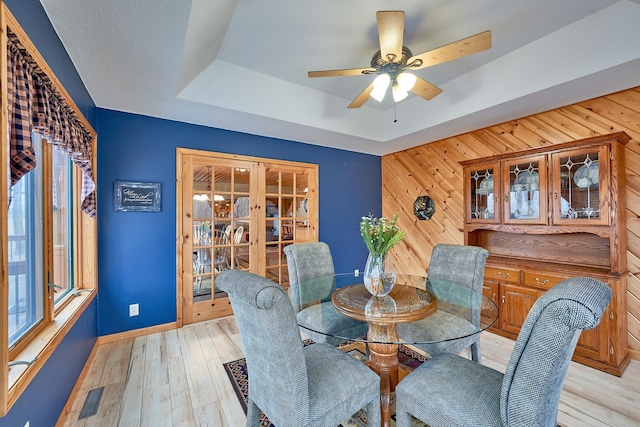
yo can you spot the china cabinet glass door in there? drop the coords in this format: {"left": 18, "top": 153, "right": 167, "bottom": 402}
{"left": 466, "top": 162, "right": 500, "bottom": 224}
{"left": 550, "top": 145, "right": 609, "bottom": 225}
{"left": 502, "top": 154, "right": 547, "bottom": 225}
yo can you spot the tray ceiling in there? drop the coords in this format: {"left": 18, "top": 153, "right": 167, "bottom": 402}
{"left": 39, "top": 0, "right": 640, "bottom": 155}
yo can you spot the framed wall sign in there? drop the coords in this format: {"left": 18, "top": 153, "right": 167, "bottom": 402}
{"left": 114, "top": 181, "right": 161, "bottom": 212}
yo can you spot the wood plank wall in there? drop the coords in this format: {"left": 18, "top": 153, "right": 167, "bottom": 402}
{"left": 382, "top": 86, "right": 640, "bottom": 360}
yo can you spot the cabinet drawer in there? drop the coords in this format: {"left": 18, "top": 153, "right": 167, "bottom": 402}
{"left": 485, "top": 266, "right": 520, "bottom": 284}
{"left": 522, "top": 271, "right": 568, "bottom": 290}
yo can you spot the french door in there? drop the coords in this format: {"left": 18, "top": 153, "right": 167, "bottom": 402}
{"left": 177, "top": 149, "right": 318, "bottom": 324}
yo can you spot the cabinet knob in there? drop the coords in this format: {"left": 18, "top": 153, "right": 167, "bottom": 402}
{"left": 497, "top": 272, "right": 509, "bottom": 279}
{"left": 501, "top": 295, "right": 506, "bottom": 304}
{"left": 492, "top": 293, "right": 497, "bottom": 301}
{"left": 554, "top": 191, "right": 559, "bottom": 199}
{"left": 535, "top": 277, "right": 550, "bottom": 285}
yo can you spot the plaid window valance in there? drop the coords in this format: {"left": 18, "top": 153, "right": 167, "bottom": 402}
{"left": 6, "top": 30, "right": 96, "bottom": 217}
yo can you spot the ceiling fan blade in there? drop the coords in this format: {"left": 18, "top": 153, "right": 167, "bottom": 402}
{"left": 348, "top": 82, "right": 375, "bottom": 109}
{"left": 410, "top": 76, "right": 443, "bottom": 101}
{"left": 377, "top": 11, "right": 405, "bottom": 61}
{"left": 308, "top": 67, "right": 376, "bottom": 78}
{"left": 407, "top": 30, "right": 492, "bottom": 70}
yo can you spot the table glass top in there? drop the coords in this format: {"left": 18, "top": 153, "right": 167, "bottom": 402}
{"left": 289, "top": 273, "right": 499, "bottom": 345}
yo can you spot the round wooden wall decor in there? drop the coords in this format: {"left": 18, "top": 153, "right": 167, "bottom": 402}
{"left": 414, "top": 196, "right": 435, "bottom": 220}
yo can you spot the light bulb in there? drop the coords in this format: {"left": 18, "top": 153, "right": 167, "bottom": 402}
{"left": 392, "top": 83, "right": 408, "bottom": 102}
{"left": 371, "top": 74, "right": 390, "bottom": 102}
{"left": 396, "top": 72, "right": 416, "bottom": 91}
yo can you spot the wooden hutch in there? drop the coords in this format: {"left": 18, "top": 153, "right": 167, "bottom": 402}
{"left": 460, "top": 132, "right": 630, "bottom": 376}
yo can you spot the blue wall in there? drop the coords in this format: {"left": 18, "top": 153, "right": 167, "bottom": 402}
{"left": 1, "top": 1, "right": 99, "bottom": 426}
{"left": 96, "top": 109, "right": 382, "bottom": 336}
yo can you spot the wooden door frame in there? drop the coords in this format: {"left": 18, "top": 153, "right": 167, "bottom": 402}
{"left": 175, "top": 148, "right": 318, "bottom": 327}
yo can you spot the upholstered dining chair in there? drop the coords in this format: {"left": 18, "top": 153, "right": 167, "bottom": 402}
{"left": 397, "top": 243, "right": 489, "bottom": 362}
{"left": 395, "top": 276, "right": 612, "bottom": 427}
{"left": 217, "top": 270, "right": 381, "bottom": 427}
{"left": 284, "top": 242, "right": 368, "bottom": 346}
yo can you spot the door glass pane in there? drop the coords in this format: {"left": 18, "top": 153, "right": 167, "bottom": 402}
{"left": 192, "top": 164, "right": 214, "bottom": 300}
{"left": 266, "top": 195, "right": 279, "bottom": 242}
{"left": 281, "top": 172, "right": 293, "bottom": 194}
{"left": 559, "top": 152, "right": 600, "bottom": 219}
{"left": 282, "top": 219, "right": 294, "bottom": 241}
{"left": 508, "top": 161, "right": 541, "bottom": 219}
{"left": 233, "top": 167, "right": 250, "bottom": 193}
{"left": 233, "top": 221, "right": 249, "bottom": 270}
{"left": 193, "top": 165, "right": 213, "bottom": 201}
{"left": 52, "top": 146, "right": 74, "bottom": 303}
{"left": 469, "top": 168, "right": 495, "bottom": 219}
{"left": 8, "top": 135, "right": 45, "bottom": 346}
{"left": 294, "top": 196, "right": 308, "bottom": 219}
{"left": 294, "top": 222, "right": 310, "bottom": 241}
{"left": 265, "top": 170, "right": 279, "bottom": 193}
{"left": 296, "top": 173, "right": 308, "bottom": 195}
{"left": 283, "top": 196, "right": 294, "bottom": 218}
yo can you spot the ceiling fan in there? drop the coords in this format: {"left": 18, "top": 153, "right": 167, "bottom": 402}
{"left": 308, "top": 11, "right": 492, "bottom": 108}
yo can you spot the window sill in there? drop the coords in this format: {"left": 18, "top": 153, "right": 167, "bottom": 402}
{"left": 6, "top": 289, "right": 96, "bottom": 410}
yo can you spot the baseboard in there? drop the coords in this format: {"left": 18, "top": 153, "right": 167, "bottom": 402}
{"left": 96, "top": 321, "right": 178, "bottom": 345}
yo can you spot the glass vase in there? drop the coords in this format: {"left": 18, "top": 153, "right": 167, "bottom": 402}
{"left": 363, "top": 252, "right": 396, "bottom": 297}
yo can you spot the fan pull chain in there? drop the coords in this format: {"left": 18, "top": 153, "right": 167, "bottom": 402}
{"left": 394, "top": 104, "right": 398, "bottom": 123}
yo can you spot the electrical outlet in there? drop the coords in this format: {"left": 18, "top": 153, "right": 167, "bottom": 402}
{"left": 354, "top": 269, "right": 359, "bottom": 276}
{"left": 129, "top": 303, "right": 139, "bottom": 317}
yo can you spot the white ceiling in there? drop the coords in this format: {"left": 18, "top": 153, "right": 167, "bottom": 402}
{"left": 39, "top": 0, "right": 640, "bottom": 156}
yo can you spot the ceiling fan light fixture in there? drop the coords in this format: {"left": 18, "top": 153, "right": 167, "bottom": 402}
{"left": 392, "top": 82, "right": 408, "bottom": 102}
{"left": 371, "top": 73, "right": 391, "bottom": 101}
{"left": 397, "top": 72, "right": 417, "bottom": 91}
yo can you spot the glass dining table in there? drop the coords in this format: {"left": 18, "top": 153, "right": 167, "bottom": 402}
{"left": 289, "top": 273, "right": 499, "bottom": 427}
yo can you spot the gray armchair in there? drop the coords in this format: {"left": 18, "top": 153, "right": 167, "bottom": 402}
{"left": 217, "top": 270, "right": 380, "bottom": 427}
{"left": 395, "top": 277, "right": 612, "bottom": 427}
{"left": 284, "top": 242, "right": 368, "bottom": 346}
{"left": 397, "top": 244, "right": 489, "bottom": 362}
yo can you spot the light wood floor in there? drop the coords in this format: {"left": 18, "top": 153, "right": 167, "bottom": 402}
{"left": 57, "top": 317, "right": 640, "bottom": 427}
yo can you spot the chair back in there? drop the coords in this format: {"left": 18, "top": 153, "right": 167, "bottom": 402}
{"left": 216, "top": 270, "right": 310, "bottom": 424}
{"left": 500, "top": 277, "right": 612, "bottom": 426}
{"left": 284, "top": 242, "right": 336, "bottom": 310}
{"left": 213, "top": 229, "right": 230, "bottom": 270}
{"left": 284, "top": 242, "right": 335, "bottom": 285}
{"left": 428, "top": 244, "right": 489, "bottom": 293}
{"left": 233, "top": 226, "right": 244, "bottom": 244}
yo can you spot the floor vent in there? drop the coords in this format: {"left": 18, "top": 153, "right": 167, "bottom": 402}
{"left": 78, "top": 386, "right": 104, "bottom": 419}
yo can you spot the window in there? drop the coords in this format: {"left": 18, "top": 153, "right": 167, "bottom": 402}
{"left": 51, "top": 144, "right": 74, "bottom": 304}
{"left": 7, "top": 133, "right": 78, "bottom": 353}
{"left": 7, "top": 133, "right": 45, "bottom": 348}
{"left": 1, "top": 5, "right": 98, "bottom": 415}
